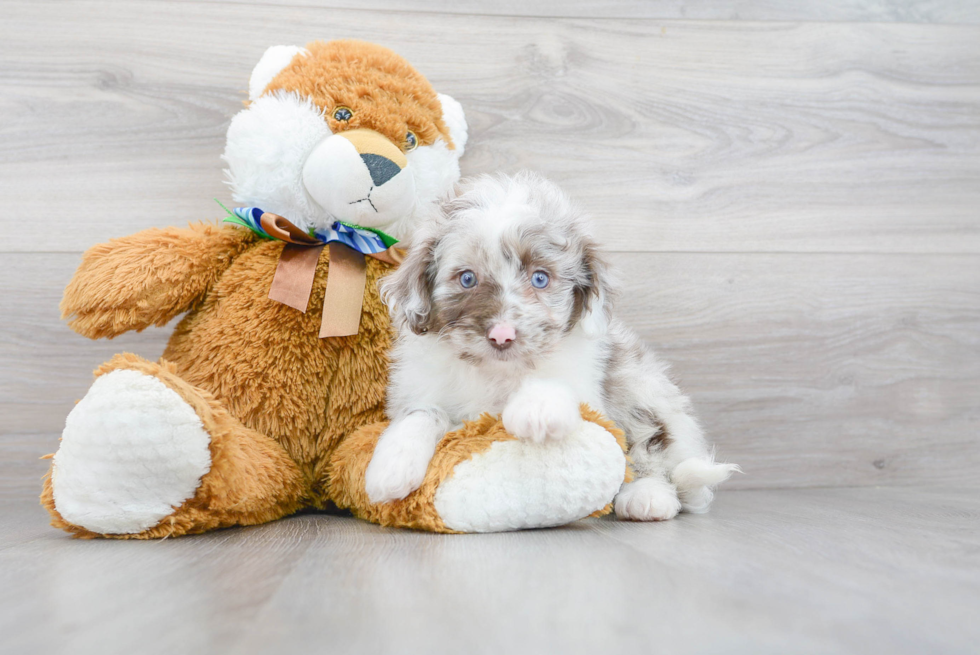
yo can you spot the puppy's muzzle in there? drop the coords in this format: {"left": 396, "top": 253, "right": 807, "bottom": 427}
{"left": 487, "top": 323, "right": 516, "bottom": 350}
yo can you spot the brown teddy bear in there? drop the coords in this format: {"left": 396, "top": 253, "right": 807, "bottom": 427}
{"left": 40, "top": 40, "right": 629, "bottom": 537}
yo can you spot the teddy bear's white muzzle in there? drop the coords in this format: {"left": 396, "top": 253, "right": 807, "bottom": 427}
{"left": 302, "top": 129, "right": 416, "bottom": 228}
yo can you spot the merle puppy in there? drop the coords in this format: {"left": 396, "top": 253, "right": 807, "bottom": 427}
{"left": 366, "top": 172, "right": 737, "bottom": 520}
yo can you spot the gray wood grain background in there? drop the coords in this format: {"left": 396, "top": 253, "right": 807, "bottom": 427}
{"left": 2, "top": 0, "right": 978, "bottom": 491}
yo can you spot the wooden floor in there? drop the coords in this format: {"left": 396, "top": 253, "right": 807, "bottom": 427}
{"left": 2, "top": 0, "right": 979, "bottom": 653}
{"left": 1, "top": 482, "right": 977, "bottom": 655}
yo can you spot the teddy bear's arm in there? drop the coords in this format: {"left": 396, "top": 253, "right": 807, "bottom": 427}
{"left": 61, "top": 223, "right": 255, "bottom": 339}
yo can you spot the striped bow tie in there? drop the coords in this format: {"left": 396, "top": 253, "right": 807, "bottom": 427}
{"left": 224, "top": 205, "right": 398, "bottom": 255}
{"left": 218, "top": 202, "right": 404, "bottom": 338}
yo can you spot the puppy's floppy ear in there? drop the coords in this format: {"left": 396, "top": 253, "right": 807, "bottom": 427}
{"left": 575, "top": 240, "right": 613, "bottom": 338}
{"left": 380, "top": 224, "right": 441, "bottom": 335}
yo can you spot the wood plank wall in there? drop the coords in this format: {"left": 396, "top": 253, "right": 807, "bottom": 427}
{"left": 2, "top": 0, "right": 978, "bottom": 490}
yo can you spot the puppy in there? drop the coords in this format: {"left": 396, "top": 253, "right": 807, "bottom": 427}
{"left": 365, "top": 171, "right": 738, "bottom": 521}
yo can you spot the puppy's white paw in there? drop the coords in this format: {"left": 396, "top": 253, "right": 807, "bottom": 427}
{"left": 615, "top": 477, "right": 682, "bottom": 522}
{"left": 364, "top": 421, "right": 437, "bottom": 504}
{"left": 502, "top": 379, "right": 583, "bottom": 443}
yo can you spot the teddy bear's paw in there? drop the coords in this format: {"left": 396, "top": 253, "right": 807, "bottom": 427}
{"left": 433, "top": 420, "right": 625, "bottom": 532}
{"left": 614, "top": 477, "right": 682, "bottom": 522}
{"left": 502, "top": 380, "right": 583, "bottom": 443}
{"left": 51, "top": 369, "right": 212, "bottom": 535}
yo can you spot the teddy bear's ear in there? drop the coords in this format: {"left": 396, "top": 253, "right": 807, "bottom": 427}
{"left": 248, "top": 45, "right": 307, "bottom": 101}
{"left": 437, "top": 93, "right": 468, "bottom": 156}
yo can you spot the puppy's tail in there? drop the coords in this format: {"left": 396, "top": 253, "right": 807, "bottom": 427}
{"left": 670, "top": 456, "right": 741, "bottom": 514}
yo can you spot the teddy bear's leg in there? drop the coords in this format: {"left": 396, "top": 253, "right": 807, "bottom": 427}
{"left": 41, "top": 354, "right": 307, "bottom": 539}
{"left": 329, "top": 408, "right": 631, "bottom": 533}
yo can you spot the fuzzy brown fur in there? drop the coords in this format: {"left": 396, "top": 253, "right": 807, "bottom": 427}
{"left": 329, "top": 406, "right": 630, "bottom": 533}
{"left": 45, "top": 39, "right": 455, "bottom": 538}
{"left": 265, "top": 40, "right": 454, "bottom": 151}
{"left": 45, "top": 224, "right": 395, "bottom": 537}
{"left": 162, "top": 237, "right": 394, "bottom": 501}
{"left": 61, "top": 223, "right": 256, "bottom": 338}
{"left": 42, "top": 353, "right": 307, "bottom": 539}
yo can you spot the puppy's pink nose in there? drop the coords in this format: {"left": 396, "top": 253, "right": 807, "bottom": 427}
{"left": 487, "top": 323, "right": 517, "bottom": 350}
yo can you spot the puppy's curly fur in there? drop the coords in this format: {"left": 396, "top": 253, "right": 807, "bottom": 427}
{"left": 367, "top": 171, "right": 738, "bottom": 520}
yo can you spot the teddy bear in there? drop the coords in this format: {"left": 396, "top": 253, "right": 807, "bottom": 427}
{"left": 40, "top": 40, "right": 630, "bottom": 537}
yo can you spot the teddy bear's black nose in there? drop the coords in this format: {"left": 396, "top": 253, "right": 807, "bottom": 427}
{"left": 360, "top": 153, "right": 402, "bottom": 187}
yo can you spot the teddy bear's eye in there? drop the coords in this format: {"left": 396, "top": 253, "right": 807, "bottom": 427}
{"left": 333, "top": 106, "right": 353, "bottom": 122}
{"left": 530, "top": 271, "right": 550, "bottom": 289}
{"left": 405, "top": 131, "right": 419, "bottom": 151}
{"left": 459, "top": 270, "right": 477, "bottom": 289}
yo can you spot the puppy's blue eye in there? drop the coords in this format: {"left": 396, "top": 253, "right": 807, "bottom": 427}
{"left": 405, "top": 131, "right": 418, "bottom": 151}
{"left": 530, "top": 271, "right": 550, "bottom": 289}
{"left": 460, "top": 270, "right": 477, "bottom": 289}
{"left": 333, "top": 106, "right": 353, "bottom": 122}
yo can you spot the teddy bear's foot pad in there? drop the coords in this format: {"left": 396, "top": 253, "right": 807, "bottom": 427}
{"left": 51, "top": 369, "right": 212, "bottom": 534}
{"left": 433, "top": 421, "right": 626, "bottom": 532}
